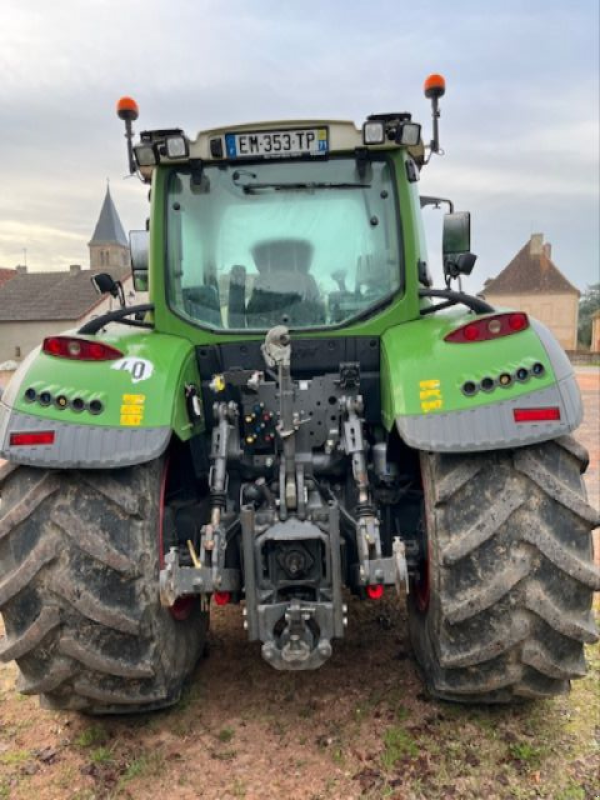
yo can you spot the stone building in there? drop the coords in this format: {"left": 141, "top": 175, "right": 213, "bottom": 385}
{"left": 591, "top": 310, "right": 600, "bottom": 354}
{"left": 88, "top": 185, "right": 131, "bottom": 269}
{"left": 0, "top": 187, "right": 133, "bottom": 368}
{"left": 0, "top": 265, "right": 132, "bottom": 364}
{"left": 481, "top": 233, "right": 580, "bottom": 350}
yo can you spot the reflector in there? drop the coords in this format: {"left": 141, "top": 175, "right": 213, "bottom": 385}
{"left": 10, "top": 431, "right": 55, "bottom": 446}
{"left": 514, "top": 408, "right": 560, "bottom": 423}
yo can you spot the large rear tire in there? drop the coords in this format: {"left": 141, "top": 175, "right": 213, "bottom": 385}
{"left": 408, "top": 436, "right": 600, "bottom": 703}
{"left": 0, "top": 458, "right": 207, "bottom": 714}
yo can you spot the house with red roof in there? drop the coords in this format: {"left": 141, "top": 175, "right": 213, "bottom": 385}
{"left": 0, "top": 187, "right": 135, "bottom": 368}
{"left": 0, "top": 268, "right": 16, "bottom": 290}
{"left": 481, "top": 233, "right": 580, "bottom": 350}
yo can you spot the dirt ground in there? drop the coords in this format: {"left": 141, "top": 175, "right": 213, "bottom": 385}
{"left": 1, "top": 369, "right": 599, "bottom": 800}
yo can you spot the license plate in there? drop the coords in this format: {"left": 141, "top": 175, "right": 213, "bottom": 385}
{"left": 225, "top": 128, "right": 328, "bottom": 159}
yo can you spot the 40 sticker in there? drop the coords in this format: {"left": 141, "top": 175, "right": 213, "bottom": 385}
{"left": 111, "top": 357, "right": 154, "bottom": 384}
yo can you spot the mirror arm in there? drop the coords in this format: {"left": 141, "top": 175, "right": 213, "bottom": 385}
{"left": 420, "top": 195, "right": 454, "bottom": 213}
{"left": 78, "top": 303, "right": 154, "bottom": 335}
{"left": 419, "top": 288, "right": 494, "bottom": 315}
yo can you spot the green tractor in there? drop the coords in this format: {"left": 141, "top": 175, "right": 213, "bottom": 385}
{"left": 0, "top": 75, "right": 598, "bottom": 713}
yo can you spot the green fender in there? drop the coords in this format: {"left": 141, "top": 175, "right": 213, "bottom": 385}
{"left": 0, "top": 327, "right": 204, "bottom": 468}
{"left": 381, "top": 312, "right": 583, "bottom": 452}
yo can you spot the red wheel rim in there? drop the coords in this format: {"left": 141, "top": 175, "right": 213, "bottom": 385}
{"left": 414, "top": 472, "right": 431, "bottom": 613}
{"left": 159, "top": 455, "right": 194, "bottom": 621}
{"left": 414, "top": 538, "right": 431, "bottom": 612}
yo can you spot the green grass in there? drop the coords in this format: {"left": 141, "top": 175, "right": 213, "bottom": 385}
{"left": 0, "top": 750, "right": 30, "bottom": 766}
{"left": 89, "top": 746, "right": 113, "bottom": 765}
{"left": 381, "top": 726, "right": 419, "bottom": 769}
{"left": 217, "top": 727, "right": 235, "bottom": 743}
{"left": 118, "top": 751, "right": 165, "bottom": 787}
{"left": 74, "top": 725, "right": 108, "bottom": 748}
{"left": 508, "top": 741, "right": 546, "bottom": 764}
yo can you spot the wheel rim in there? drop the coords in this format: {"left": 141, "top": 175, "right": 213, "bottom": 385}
{"left": 159, "top": 455, "right": 194, "bottom": 621}
{"left": 413, "top": 535, "right": 431, "bottom": 612}
{"left": 413, "top": 488, "right": 431, "bottom": 612}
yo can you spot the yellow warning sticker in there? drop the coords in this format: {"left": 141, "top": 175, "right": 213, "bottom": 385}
{"left": 121, "top": 393, "right": 145, "bottom": 426}
{"left": 419, "top": 380, "right": 443, "bottom": 413}
{"left": 120, "top": 414, "right": 143, "bottom": 426}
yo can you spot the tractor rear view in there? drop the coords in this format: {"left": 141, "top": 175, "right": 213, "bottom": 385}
{"left": 0, "top": 75, "right": 598, "bottom": 713}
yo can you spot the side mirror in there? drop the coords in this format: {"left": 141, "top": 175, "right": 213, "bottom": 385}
{"left": 443, "top": 212, "right": 477, "bottom": 282}
{"left": 130, "top": 230, "right": 149, "bottom": 292}
{"left": 91, "top": 272, "right": 126, "bottom": 308}
{"left": 443, "top": 212, "right": 471, "bottom": 254}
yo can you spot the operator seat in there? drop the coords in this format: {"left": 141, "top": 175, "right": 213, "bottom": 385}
{"left": 245, "top": 239, "right": 326, "bottom": 328}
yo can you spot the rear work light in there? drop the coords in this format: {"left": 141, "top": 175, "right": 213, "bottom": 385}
{"left": 10, "top": 431, "right": 55, "bottom": 446}
{"left": 514, "top": 407, "right": 561, "bottom": 423}
{"left": 445, "top": 313, "right": 529, "bottom": 343}
{"left": 43, "top": 336, "right": 123, "bottom": 361}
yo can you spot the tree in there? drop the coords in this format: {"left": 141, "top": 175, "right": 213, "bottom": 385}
{"left": 578, "top": 283, "right": 600, "bottom": 348}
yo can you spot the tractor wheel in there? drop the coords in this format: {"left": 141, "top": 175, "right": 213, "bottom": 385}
{"left": 408, "top": 435, "right": 600, "bottom": 703}
{"left": 0, "top": 457, "right": 207, "bottom": 714}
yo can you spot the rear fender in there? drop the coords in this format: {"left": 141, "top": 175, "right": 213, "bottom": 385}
{"left": 381, "top": 313, "right": 582, "bottom": 452}
{"left": 0, "top": 329, "right": 204, "bottom": 468}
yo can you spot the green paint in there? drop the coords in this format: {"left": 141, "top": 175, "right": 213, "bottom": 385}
{"left": 381, "top": 312, "right": 555, "bottom": 429}
{"left": 1, "top": 145, "right": 565, "bottom": 450}
{"left": 9, "top": 328, "right": 203, "bottom": 440}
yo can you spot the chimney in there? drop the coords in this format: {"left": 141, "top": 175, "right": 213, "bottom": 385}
{"left": 529, "top": 233, "right": 544, "bottom": 256}
{"left": 15, "top": 265, "right": 27, "bottom": 274}
{"left": 543, "top": 243, "right": 552, "bottom": 260}
{"left": 70, "top": 264, "right": 81, "bottom": 275}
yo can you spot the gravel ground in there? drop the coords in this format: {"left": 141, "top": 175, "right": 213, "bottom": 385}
{"left": 0, "top": 368, "right": 598, "bottom": 800}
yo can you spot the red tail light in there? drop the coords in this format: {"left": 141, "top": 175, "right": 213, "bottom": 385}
{"left": 514, "top": 407, "right": 561, "bottom": 423}
{"left": 43, "top": 336, "right": 123, "bottom": 361}
{"left": 366, "top": 584, "right": 384, "bottom": 600}
{"left": 445, "top": 313, "right": 529, "bottom": 343}
{"left": 10, "top": 431, "right": 55, "bottom": 446}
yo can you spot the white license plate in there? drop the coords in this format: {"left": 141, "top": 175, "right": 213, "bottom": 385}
{"left": 225, "top": 128, "right": 328, "bottom": 159}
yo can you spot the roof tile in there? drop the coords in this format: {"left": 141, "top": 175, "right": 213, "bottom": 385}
{"left": 482, "top": 236, "right": 579, "bottom": 296}
{"left": 0, "top": 268, "right": 131, "bottom": 322}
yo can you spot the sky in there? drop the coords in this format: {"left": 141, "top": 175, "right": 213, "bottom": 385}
{"left": 1, "top": 0, "right": 598, "bottom": 294}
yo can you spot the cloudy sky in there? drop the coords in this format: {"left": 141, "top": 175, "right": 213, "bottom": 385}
{"left": 1, "top": 0, "right": 598, "bottom": 293}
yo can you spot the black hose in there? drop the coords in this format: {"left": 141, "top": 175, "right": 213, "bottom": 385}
{"left": 419, "top": 288, "right": 494, "bottom": 315}
{"left": 78, "top": 304, "right": 155, "bottom": 335}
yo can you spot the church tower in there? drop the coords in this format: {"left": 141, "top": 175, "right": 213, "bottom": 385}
{"left": 88, "top": 184, "right": 130, "bottom": 269}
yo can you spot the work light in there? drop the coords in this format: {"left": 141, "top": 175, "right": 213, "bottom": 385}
{"left": 134, "top": 144, "right": 157, "bottom": 167}
{"left": 165, "top": 135, "right": 189, "bottom": 159}
{"left": 397, "top": 122, "right": 422, "bottom": 146}
{"left": 362, "top": 121, "right": 385, "bottom": 145}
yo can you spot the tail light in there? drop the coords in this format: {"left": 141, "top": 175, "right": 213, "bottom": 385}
{"left": 10, "top": 431, "right": 55, "bottom": 446}
{"left": 445, "top": 313, "right": 528, "bottom": 343}
{"left": 43, "top": 336, "right": 123, "bottom": 361}
{"left": 514, "top": 407, "right": 560, "bottom": 423}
